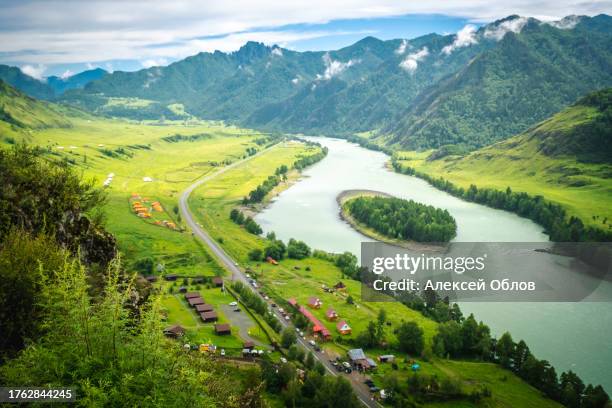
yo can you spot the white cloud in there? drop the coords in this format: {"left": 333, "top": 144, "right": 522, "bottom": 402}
{"left": 395, "top": 39, "right": 408, "bottom": 54}
{"left": 399, "top": 47, "right": 429, "bottom": 73}
{"left": 141, "top": 58, "right": 168, "bottom": 68}
{"left": 317, "top": 53, "right": 359, "bottom": 80}
{"left": 0, "top": 1, "right": 607, "bottom": 66}
{"left": 271, "top": 47, "right": 283, "bottom": 56}
{"left": 20, "top": 64, "right": 46, "bottom": 80}
{"left": 60, "top": 69, "right": 74, "bottom": 79}
{"left": 484, "top": 16, "right": 529, "bottom": 41}
{"left": 441, "top": 24, "right": 478, "bottom": 55}
{"left": 545, "top": 15, "right": 583, "bottom": 30}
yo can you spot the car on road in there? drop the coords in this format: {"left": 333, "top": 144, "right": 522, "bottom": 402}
{"left": 270, "top": 303, "right": 277, "bottom": 308}
{"left": 233, "top": 308, "right": 241, "bottom": 312}
{"left": 364, "top": 379, "right": 375, "bottom": 387}
{"left": 284, "top": 315, "right": 290, "bottom": 320}
{"left": 308, "top": 340, "right": 316, "bottom": 347}
{"left": 369, "top": 386, "right": 380, "bottom": 393}
{"left": 229, "top": 301, "right": 238, "bottom": 307}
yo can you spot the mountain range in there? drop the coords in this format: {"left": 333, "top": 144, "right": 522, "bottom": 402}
{"left": 2, "top": 14, "right": 611, "bottom": 150}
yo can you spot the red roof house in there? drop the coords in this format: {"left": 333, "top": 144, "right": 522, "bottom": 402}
{"left": 336, "top": 320, "right": 352, "bottom": 335}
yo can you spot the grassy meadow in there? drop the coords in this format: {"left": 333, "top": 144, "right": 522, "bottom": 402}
{"left": 394, "top": 105, "right": 612, "bottom": 231}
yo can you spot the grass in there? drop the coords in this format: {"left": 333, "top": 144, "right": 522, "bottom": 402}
{"left": 188, "top": 140, "right": 321, "bottom": 262}
{"left": 395, "top": 105, "right": 612, "bottom": 231}
{"left": 3, "top": 115, "right": 270, "bottom": 276}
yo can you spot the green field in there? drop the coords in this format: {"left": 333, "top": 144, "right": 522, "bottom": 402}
{"left": 394, "top": 105, "right": 612, "bottom": 231}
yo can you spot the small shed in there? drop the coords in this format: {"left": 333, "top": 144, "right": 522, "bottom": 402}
{"left": 188, "top": 297, "right": 205, "bottom": 307}
{"left": 326, "top": 308, "right": 338, "bottom": 321}
{"left": 201, "top": 311, "right": 218, "bottom": 322}
{"left": 334, "top": 281, "right": 346, "bottom": 290}
{"left": 185, "top": 292, "right": 200, "bottom": 299}
{"left": 214, "top": 323, "right": 231, "bottom": 335}
{"left": 243, "top": 340, "right": 255, "bottom": 350}
{"left": 379, "top": 355, "right": 395, "bottom": 363}
{"left": 195, "top": 303, "right": 214, "bottom": 313}
{"left": 307, "top": 297, "right": 322, "bottom": 309}
{"left": 163, "top": 324, "right": 185, "bottom": 338}
{"left": 212, "top": 277, "right": 224, "bottom": 287}
{"left": 192, "top": 277, "right": 204, "bottom": 284}
{"left": 164, "top": 274, "right": 178, "bottom": 281}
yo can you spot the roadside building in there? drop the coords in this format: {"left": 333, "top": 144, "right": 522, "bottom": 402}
{"left": 212, "top": 276, "right": 224, "bottom": 287}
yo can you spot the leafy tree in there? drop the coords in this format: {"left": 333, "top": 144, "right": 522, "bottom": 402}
{"left": 396, "top": 321, "right": 424, "bottom": 355}
{"left": 496, "top": 332, "right": 515, "bottom": 368}
{"left": 433, "top": 321, "right": 463, "bottom": 357}
{"left": 281, "top": 328, "right": 297, "bottom": 348}
{"left": 248, "top": 248, "right": 263, "bottom": 261}
{"left": 287, "top": 238, "right": 311, "bottom": 259}
{"left": 264, "top": 240, "right": 286, "bottom": 260}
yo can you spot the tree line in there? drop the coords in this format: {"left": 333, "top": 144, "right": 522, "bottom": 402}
{"left": 345, "top": 195, "right": 457, "bottom": 242}
{"left": 391, "top": 158, "right": 612, "bottom": 242}
{"left": 230, "top": 208, "right": 263, "bottom": 235}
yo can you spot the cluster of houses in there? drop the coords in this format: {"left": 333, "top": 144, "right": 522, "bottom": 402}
{"left": 185, "top": 291, "right": 219, "bottom": 323}
{"left": 130, "top": 193, "right": 178, "bottom": 229}
{"left": 287, "top": 288, "right": 353, "bottom": 340}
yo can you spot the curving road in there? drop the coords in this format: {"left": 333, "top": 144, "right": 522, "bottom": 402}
{"left": 178, "top": 143, "right": 380, "bottom": 408}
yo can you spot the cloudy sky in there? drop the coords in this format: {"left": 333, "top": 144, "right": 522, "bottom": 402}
{"left": 1, "top": 0, "right": 610, "bottom": 77}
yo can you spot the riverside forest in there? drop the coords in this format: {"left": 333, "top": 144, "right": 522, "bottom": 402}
{"left": 1, "top": 4, "right": 611, "bottom": 408}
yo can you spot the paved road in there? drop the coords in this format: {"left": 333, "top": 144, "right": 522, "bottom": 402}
{"left": 178, "top": 145, "right": 380, "bottom": 408}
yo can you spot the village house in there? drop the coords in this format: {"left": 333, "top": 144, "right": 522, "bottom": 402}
{"left": 214, "top": 323, "right": 231, "bottom": 335}
{"left": 211, "top": 276, "right": 224, "bottom": 287}
{"left": 326, "top": 308, "right": 338, "bottom": 321}
{"left": 336, "top": 320, "right": 352, "bottom": 335}
{"left": 188, "top": 297, "right": 205, "bottom": 307}
{"left": 195, "top": 303, "right": 214, "bottom": 313}
{"left": 200, "top": 311, "right": 218, "bottom": 322}
{"left": 307, "top": 297, "right": 322, "bottom": 309}
{"left": 184, "top": 292, "right": 200, "bottom": 299}
{"left": 163, "top": 324, "right": 185, "bottom": 338}
{"left": 347, "top": 348, "right": 377, "bottom": 371}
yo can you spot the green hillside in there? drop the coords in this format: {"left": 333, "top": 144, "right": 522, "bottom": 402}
{"left": 383, "top": 15, "right": 612, "bottom": 149}
{"left": 394, "top": 88, "right": 612, "bottom": 230}
{"left": 0, "top": 80, "right": 74, "bottom": 132}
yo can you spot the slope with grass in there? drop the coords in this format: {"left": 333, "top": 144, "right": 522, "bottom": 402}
{"left": 393, "top": 89, "right": 612, "bottom": 231}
